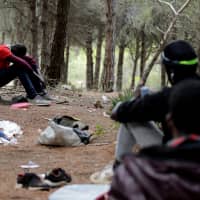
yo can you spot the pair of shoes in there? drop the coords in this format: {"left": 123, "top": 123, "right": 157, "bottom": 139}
{"left": 44, "top": 168, "right": 72, "bottom": 187}
{"left": 28, "top": 95, "right": 51, "bottom": 106}
{"left": 16, "top": 173, "right": 50, "bottom": 191}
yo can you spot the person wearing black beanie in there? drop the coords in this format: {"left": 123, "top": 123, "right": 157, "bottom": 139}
{"left": 110, "top": 40, "right": 200, "bottom": 169}
{"left": 161, "top": 40, "right": 198, "bottom": 84}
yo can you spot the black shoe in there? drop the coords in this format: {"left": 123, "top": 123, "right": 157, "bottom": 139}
{"left": 44, "top": 168, "right": 71, "bottom": 187}
{"left": 16, "top": 173, "right": 50, "bottom": 191}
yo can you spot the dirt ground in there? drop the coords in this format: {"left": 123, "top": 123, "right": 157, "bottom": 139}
{"left": 0, "top": 89, "right": 118, "bottom": 200}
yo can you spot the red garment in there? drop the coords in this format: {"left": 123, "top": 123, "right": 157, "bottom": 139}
{"left": 168, "top": 134, "right": 200, "bottom": 147}
{"left": 0, "top": 45, "right": 12, "bottom": 69}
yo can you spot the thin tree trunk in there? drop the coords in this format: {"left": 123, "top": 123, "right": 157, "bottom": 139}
{"left": 40, "top": 0, "right": 49, "bottom": 74}
{"left": 47, "top": 0, "right": 70, "bottom": 85}
{"left": 94, "top": 25, "right": 103, "bottom": 90}
{"left": 30, "top": 0, "right": 38, "bottom": 59}
{"left": 15, "top": 13, "right": 23, "bottom": 43}
{"left": 86, "top": 31, "right": 93, "bottom": 90}
{"left": 116, "top": 42, "right": 125, "bottom": 91}
{"left": 1, "top": 32, "right": 5, "bottom": 44}
{"left": 161, "top": 66, "right": 166, "bottom": 87}
{"left": 62, "top": 38, "right": 70, "bottom": 84}
{"left": 130, "top": 38, "right": 140, "bottom": 90}
{"left": 139, "top": 28, "right": 146, "bottom": 78}
{"left": 101, "top": 0, "right": 116, "bottom": 92}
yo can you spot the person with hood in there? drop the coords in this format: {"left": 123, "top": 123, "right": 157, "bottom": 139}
{"left": 107, "top": 79, "right": 200, "bottom": 200}
{"left": 111, "top": 40, "right": 200, "bottom": 169}
{"left": 0, "top": 44, "right": 51, "bottom": 105}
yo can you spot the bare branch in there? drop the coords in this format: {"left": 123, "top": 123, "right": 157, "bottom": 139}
{"left": 135, "top": 0, "right": 192, "bottom": 93}
{"left": 157, "top": 0, "right": 177, "bottom": 15}
{"left": 156, "top": 26, "right": 165, "bottom": 34}
{"left": 162, "top": 0, "right": 192, "bottom": 41}
{"left": 177, "top": 0, "right": 192, "bottom": 14}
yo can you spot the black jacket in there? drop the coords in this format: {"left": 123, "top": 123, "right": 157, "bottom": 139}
{"left": 111, "top": 87, "right": 171, "bottom": 142}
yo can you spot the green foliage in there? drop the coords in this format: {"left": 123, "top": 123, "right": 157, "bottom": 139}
{"left": 110, "top": 88, "right": 133, "bottom": 110}
{"left": 111, "top": 122, "right": 120, "bottom": 130}
{"left": 94, "top": 124, "right": 106, "bottom": 136}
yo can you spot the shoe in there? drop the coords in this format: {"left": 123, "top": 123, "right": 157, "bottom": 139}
{"left": 40, "top": 93, "right": 53, "bottom": 100}
{"left": 40, "top": 93, "right": 59, "bottom": 102}
{"left": 16, "top": 173, "right": 50, "bottom": 191}
{"left": 28, "top": 95, "right": 51, "bottom": 106}
{"left": 44, "top": 168, "right": 71, "bottom": 187}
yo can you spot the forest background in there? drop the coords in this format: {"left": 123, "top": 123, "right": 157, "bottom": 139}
{"left": 0, "top": 0, "right": 197, "bottom": 93}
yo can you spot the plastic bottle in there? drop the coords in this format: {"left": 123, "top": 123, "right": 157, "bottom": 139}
{"left": 140, "top": 86, "right": 149, "bottom": 97}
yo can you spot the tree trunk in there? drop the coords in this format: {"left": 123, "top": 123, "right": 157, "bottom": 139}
{"left": 86, "top": 31, "right": 93, "bottom": 90}
{"left": 1, "top": 32, "right": 5, "bottom": 44}
{"left": 161, "top": 66, "right": 166, "bottom": 88}
{"left": 116, "top": 42, "right": 125, "bottom": 91}
{"left": 15, "top": 12, "right": 24, "bottom": 43}
{"left": 101, "top": 0, "right": 116, "bottom": 92}
{"left": 30, "top": 0, "right": 38, "bottom": 59}
{"left": 139, "top": 28, "right": 146, "bottom": 78}
{"left": 62, "top": 38, "right": 70, "bottom": 84}
{"left": 47, "top": 0, "right": 70, "bottom": 85}
{"left": 40, "top": 0, "right": 50, "bottom": 75}
{"left": 130, "top": 38, "right": 140, "bottom": 90}
{"left": 94, "top": 25, "right": 103, "bottom": 90}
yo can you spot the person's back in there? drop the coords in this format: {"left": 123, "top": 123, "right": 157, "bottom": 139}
{"left": 111, "top": 40, "right": 200, "bottom": 168}
{"left": 108, "top": 80, "right": 200, "bottom": 200}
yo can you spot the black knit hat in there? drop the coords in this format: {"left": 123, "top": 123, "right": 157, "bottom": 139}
{"left": 11, "top": 44, "right": 27, "bottom": 57}
{"left": 161, "top": 40, "right": 198, "bottom": 84}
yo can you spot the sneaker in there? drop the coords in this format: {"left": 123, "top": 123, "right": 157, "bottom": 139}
{"left": 28, "top": 95, "right": 51, "bottom": 106}
{"left": 16, "top": 173, "right": 50, "bottom": 191}
{"left": 44, "top": 168, "right": 71, "bottom": 187}
{"left": 40, "top": 93, "right": 59, "bottom": 103}
{"left": 40, "top": 93, "right": 53, "bottom": 100}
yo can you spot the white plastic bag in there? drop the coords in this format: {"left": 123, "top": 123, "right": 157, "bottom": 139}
{"left": 38, "top": 120, "right": 82, "bottom": 146}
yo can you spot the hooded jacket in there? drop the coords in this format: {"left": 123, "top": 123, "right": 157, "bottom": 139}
{"left": 108, "top": 139, "right": 200, "bottom": 200}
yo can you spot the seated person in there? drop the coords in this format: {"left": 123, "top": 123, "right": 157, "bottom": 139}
{"left": 11, "top": 44, "right": 52, "bottom": 100}
{"left": 0, "top": 44, "right": 51, "bottom": 105}
{"left": 107, "top": 79, "right": 200, "bottom": 200}
{"left": 111, "top": 40, "right": 200, "bottom": 168}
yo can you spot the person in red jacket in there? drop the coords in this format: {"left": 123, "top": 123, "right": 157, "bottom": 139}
{"left": 0, "top": 44, "right": 50, "bottom": 105}
{"left": 11, "top": 44, "right": 53, "bottom": 100}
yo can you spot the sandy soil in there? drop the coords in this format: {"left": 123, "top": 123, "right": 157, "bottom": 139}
{"left": 0, "top": 89, "right": 117, "bottom": 200}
